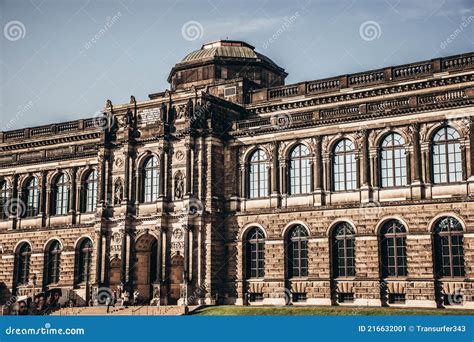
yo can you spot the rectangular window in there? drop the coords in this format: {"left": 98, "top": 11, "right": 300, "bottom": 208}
{"left": 249, "top": 293, "right": 264, "bottom": 302}
{"left": 338, "top": 292, "right": 354, "bottom": 303}
{"left": 388, "top": 293, "right": 406, "bottom": 304}
{"left": 224, "top": 86, "right": 236, "bottom": 97}
{"left": 292, "top": 293, "right": 307, "bottom": 302}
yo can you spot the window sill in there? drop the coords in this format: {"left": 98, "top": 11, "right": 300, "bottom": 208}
{"left": 246, "top": 278, "right": 265, "bottom": 282}
{"left": 431, "top": 181, "right": 465, "bottom": 186}
{"left": 289, "top": 277, "right": 309, "bottom": 281}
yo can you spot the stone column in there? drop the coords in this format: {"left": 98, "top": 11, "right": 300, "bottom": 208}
{"left": 271, "top": 142, "right": 279, "bottom": 195}
{"left": 468, "top": 118, "right": 474, "bottom": 178}
{"left": 240, "top": 164, "right": 247, "bottom": 198}
{"left": 98, "top": 154, "right": 107, "bottom": 205}
{"left": 39, "top": 171, "right": 47, "bottom": 226}
{"left": 411, "top": 123, "right": 422, "bottom": 182}
{"left": 361, "top": 130, "right": 371, "bottom": 187}
{"left": 69, "top": 167, "right": 77, "bottom": 223}
{"left": 185, "top": 143, "right": 192, "bottom": 195}
{"left": 94, "top": 231, "right": 103, "bottom": 285}
{"left": 11, "top": 174, "right": 19, "bottom": 229}
{"left": 155, "top": 227, "right": 162, "bottom": 283}
{"left": 314, "top": 136, "right": 322, "bottom": 190}
{"left": 323, "top": 154, "right": 330, "bottom": 192}
{"left": 120, "top": 228, "right": 127, "bottom": 285}
{"left": 279, "top": 158, "right": 287, "bottom": 195}
{"left": 468, "top": 119, "right": 474, "bottom": 195}
{"left": 123, "top": 150, "right": 131, "bottom": 202}
{"left": 158, "top": 148, "right": 165, "bottom": 198}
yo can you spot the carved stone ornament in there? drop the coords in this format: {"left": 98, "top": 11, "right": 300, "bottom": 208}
{"left": 172, "top": 227, "right": 184, "bottom": 240}
{"left": 175, "top": 150, "right": 184, "bottom": 161}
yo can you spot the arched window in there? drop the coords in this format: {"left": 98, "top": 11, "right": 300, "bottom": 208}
{"left": 14, "top": 243, "right": 31, "bottom": 286}
{"left": 142, "top": 156, "right": 159, "bottom": 203}
{"left": 52, "top": 174, "right": 69, "bottom": 215}
{"left": 433, "top": 217, "right": 464, "bottom": 277}
{"left": 333, "top": 139, "right": 356, "bottom": 191}
{"left": 380, "top": 220, "right": 407, "bottom": 277}
{"left": 44, "top": 240, "right": 61, "bottom": 285}
{"left": 287, "top": 225, "right": 308, "bottom": 278}
{"left": 0, "top": 181, "right": 10, "bottom": 220}
{"left": 76, "top": 238, "right": 93, "bottom": 284}
{"left": 23, "top": 177, "right": 39, "bottom": 218}
{"left": 380, "top": 133, "right": 407, "bottom": 187}
{"left": 83, "top": 170, "right": 98, "bottom": 213}
{"left": 249, "top": 149, "right": 269, "bottom": 198}
{"left": 331, "top": 222, "right": 355, "bottom": 277}
{"left": 432, "top": 126, "right": 462, "bottom": 184}
{"left": 246, "top": 227, "right": 265, "bottom": 278}
{"left": 289, "top": 145, "right": 311, "bottom": 195}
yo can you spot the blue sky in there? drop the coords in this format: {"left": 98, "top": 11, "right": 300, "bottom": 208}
{"left": 0, "top": 0, "right": 473, "bottom": 130}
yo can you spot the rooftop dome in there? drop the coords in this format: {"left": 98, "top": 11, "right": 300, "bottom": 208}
{"left": 168, "top": 40, "right": 287, "bottom": 91}
{"left": 179, "top": 40, "right": 280, "bottom": 68}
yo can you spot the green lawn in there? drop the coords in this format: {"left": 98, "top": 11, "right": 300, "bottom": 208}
{"left": 191, "top": 305, "right": 474, "bottom": 316}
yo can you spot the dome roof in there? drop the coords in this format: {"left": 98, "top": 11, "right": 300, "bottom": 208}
{"left": 178, "top": 40, "right": 280, "bottom": 68}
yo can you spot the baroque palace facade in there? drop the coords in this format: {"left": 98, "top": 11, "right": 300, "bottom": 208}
{"left": 1, "top": 40, "right": 474, "bottom": 310}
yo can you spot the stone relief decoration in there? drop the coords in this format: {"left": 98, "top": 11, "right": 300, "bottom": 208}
{"left": 175, "top": 150, "right": 184, "bottom": 161}
{"left": 239, "top": 145, "right": 252, "bottom": 165}
{"left": 368, "top": 130, "right": 378, "bottom": 148}
{"left": 114, "top": 179, "right": 124, "bottom": 205}
{"left": 171, "top": 227, "right": 185, "bottom": 253}
{"left": 401, "top": 126, "right": 414, "bottom": 145}
{"left": 307, "top": 137, "right": 320, "bottom": 157}
{"left": 451, "top": 117, "right": 471, "bottom": 136}
{"left": 176, "top": 104, "right": 186, "bottom": 120}
{"left": 174, "top": 171, "right": 184, "bottom": 200}
{"left": 322, "top": 136, "right": 331, "bottom": 154}
{"left": 419, "top": 123, "right": 435, "bottom": 143}
{"left": 354, "top": 130, "right": 366, "bottom": 150}
{"left": 115, "top": 158, "right": 123, "bottom": 168}
{"left": 110, "top": 231, "right": 123, "bottom": 254}
{"left": 278, "top": 141, "right": 289, "bottom": 159}
{"left": 266, "top": 143, "right": 276, "bottom": 161}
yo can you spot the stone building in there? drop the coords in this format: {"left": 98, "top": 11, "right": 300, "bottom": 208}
{"left": 0, "top": 40, "right": 473, "bottom": 310}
